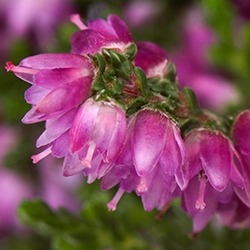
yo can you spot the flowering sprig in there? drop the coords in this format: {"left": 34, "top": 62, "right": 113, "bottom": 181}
{"left": 5, "top": 13, "right": 250, "bottom": 234}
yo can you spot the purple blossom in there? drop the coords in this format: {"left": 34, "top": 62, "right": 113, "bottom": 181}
{"left": 70, "top": 14, "right": 133, "bottom": 55}
{"left": 5, "top": 53, "right": 95, "bottom": 165}
{"left": 62, "top": 98, "right": 127, "bottom": 184}
{"left": 135, "top": 41, "right": 168, "bottom": 79}
{"left": 6, "top": 54, "right": 94, "bottom": 124}
{"left": 102, "top": 108, "right": 186, "bottom": 211}
{"left": 182, "top": 129, "right": 245, "bottom": 233}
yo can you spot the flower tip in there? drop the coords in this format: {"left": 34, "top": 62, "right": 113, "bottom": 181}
{"left": 31, "top": 155, "right": 39, "bottom": 164}
{"left": 70, "top": 13, "right": 87, "bottom": 30}
{"left": 5, "top": 61, "right": 14, "bottom": 72}
{"left": 107, "top": 202, "right": 117, "bottom": 212}
{"left": 31, "top": 147, "right": 52, "bottom": 164}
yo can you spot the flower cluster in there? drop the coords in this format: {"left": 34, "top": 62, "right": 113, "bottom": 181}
{"left": 6, "top": 14, "right": 250, "bottom": 234}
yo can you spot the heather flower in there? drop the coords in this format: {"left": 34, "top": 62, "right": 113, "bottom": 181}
{"left": 182, "top": 129, "right": 245, "bottom": 233}
{"left": 102, "top": 108, "right": 186, "bottom": 211}
{"left": 134, "top": 41, "right": 168, "bottom": 79}
{"left": 62, "top": 98, "right": 127, "bottom": 184}
{"left": 5, "top": 54, "right": 94, "bottom": 124}
{"left": 70, "top": 14, "right": 133, "bottom": 55}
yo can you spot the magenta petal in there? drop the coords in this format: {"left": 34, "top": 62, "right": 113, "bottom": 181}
{"left": 172, "top": 126, "right": 189, "bottom": 190}
{"left": 101, "top": 167, "right": 120, "bottom": 191}
{"left": 35, "top": 68, "right": 92, "bottom": 89}
{"left": 22, "top": 107, "right": 47, "bottom": 124}
{"left": 160, "top": 123, "right": 182, "bottom": 176}
{"left": 182, "top": 177, "right": 202, "bottom": 216}
{"left": 104, "top": 106, "right": 127, "bottom": 161}
{"left": 70, "top": 99, "right": 100, "bottom": 153}
{"left": 200, "top": 131, "right": 231, "bottom": 192}
{"left": 141, "top": 168, "right": 176, "bottom": 211}
{"left": 62, "top": 153, "right": 84, "bottom": 176}
{"left": 88, "top": 18, "right": 118, "bottom": 40}
{"left": 132, "top": 110, "right": 167, "bottom": 176}
{"left": 71, "top": 30, "right": 106, "bottom": 54}
{"left": 36, "top": 108, "right": 78, "bottom": 148}
{"left": 51, "top": 131, "right": 70, "bottom": 158}
{"left": 135, "top": 41, "right": 167, "bottom": 74}
{"left": 20, "top": 53, "right": 89, "bottom": 69}
{"left": 230, "top": 148, "right": 245, "bottom": 188}
{"left": 25, "top": 85, "right": 50, "bottom": 105}
{"left": 233, "top": 110, "right": 250, "bottom": 155}
{"left": 36, "top": 77, "right": 91, "bottom": 115}
{"left": 108, "top": 14, "right": 132, "bottom": 43}
{"left": 91, "top": 104, "right": 118, "bottom": 153}
{"left": 184, "top": 131, "right": 203, "bottom": 178}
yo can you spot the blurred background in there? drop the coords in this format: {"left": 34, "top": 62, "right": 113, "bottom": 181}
{"left": 1, "top": 0, "right": 250, "bottom": 249}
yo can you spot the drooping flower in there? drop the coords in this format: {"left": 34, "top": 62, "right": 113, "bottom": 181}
{"left": 5, "top": 54, "right": 94, "bottom": 124}
{"left": 70, "top": 14, "right": 133, "bottom": 55}
{"left": 62, "top": 98, "right": 127, "bottom": 184}
{"left": 134, "top": 41, "right": 168, "bottom": 79}
{"left": 102, "top": 108, "right": 186, "bottom": 211}
{"left": 182, "top": 128, "right": 245, "bottom": 233}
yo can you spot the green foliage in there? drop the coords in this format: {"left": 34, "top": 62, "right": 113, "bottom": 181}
{"left": 15, "top": 183, "right": 250, "bottom": 250}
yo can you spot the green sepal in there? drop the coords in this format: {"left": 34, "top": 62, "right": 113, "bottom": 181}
{"left": 102, "top": 49, "right": 132, "bottom": 79}
{"left": 91, "top": 53, "right": 106, "bottom": 73}
{"left": 134, "top": 67, "right": 148, "bottom": 96}
{"left": 125, "top": 43, "right": 138, "bottom": 61}
{"left": 147, "top": 78, "right": 178, "bottom": 99}
{"left": 165, "top": 62, "right": 177, "bottom": 82}
{"left": 182, "top": 87, "right": 201, "bottom": 114}
{"left": 91, "top": 74, "right": 105, "bottom": 92}
{"left": 126, "top": 97, "right": 147, "bottom": 116}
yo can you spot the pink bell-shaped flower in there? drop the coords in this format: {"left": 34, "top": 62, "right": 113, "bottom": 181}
{"left": 102, "top": 108, "right": 186, "bottom": 211}
{"left": 5, "top": 54, "right": 94, "bottom": 123}
{"left": 70, "top": 14, "right": 133, "bottom": 55}
{"left": 182, "top": 128, "right": 245, "bottom": 233}
{"left": 62, "top": 98, "right": 127, "bottom": 183}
